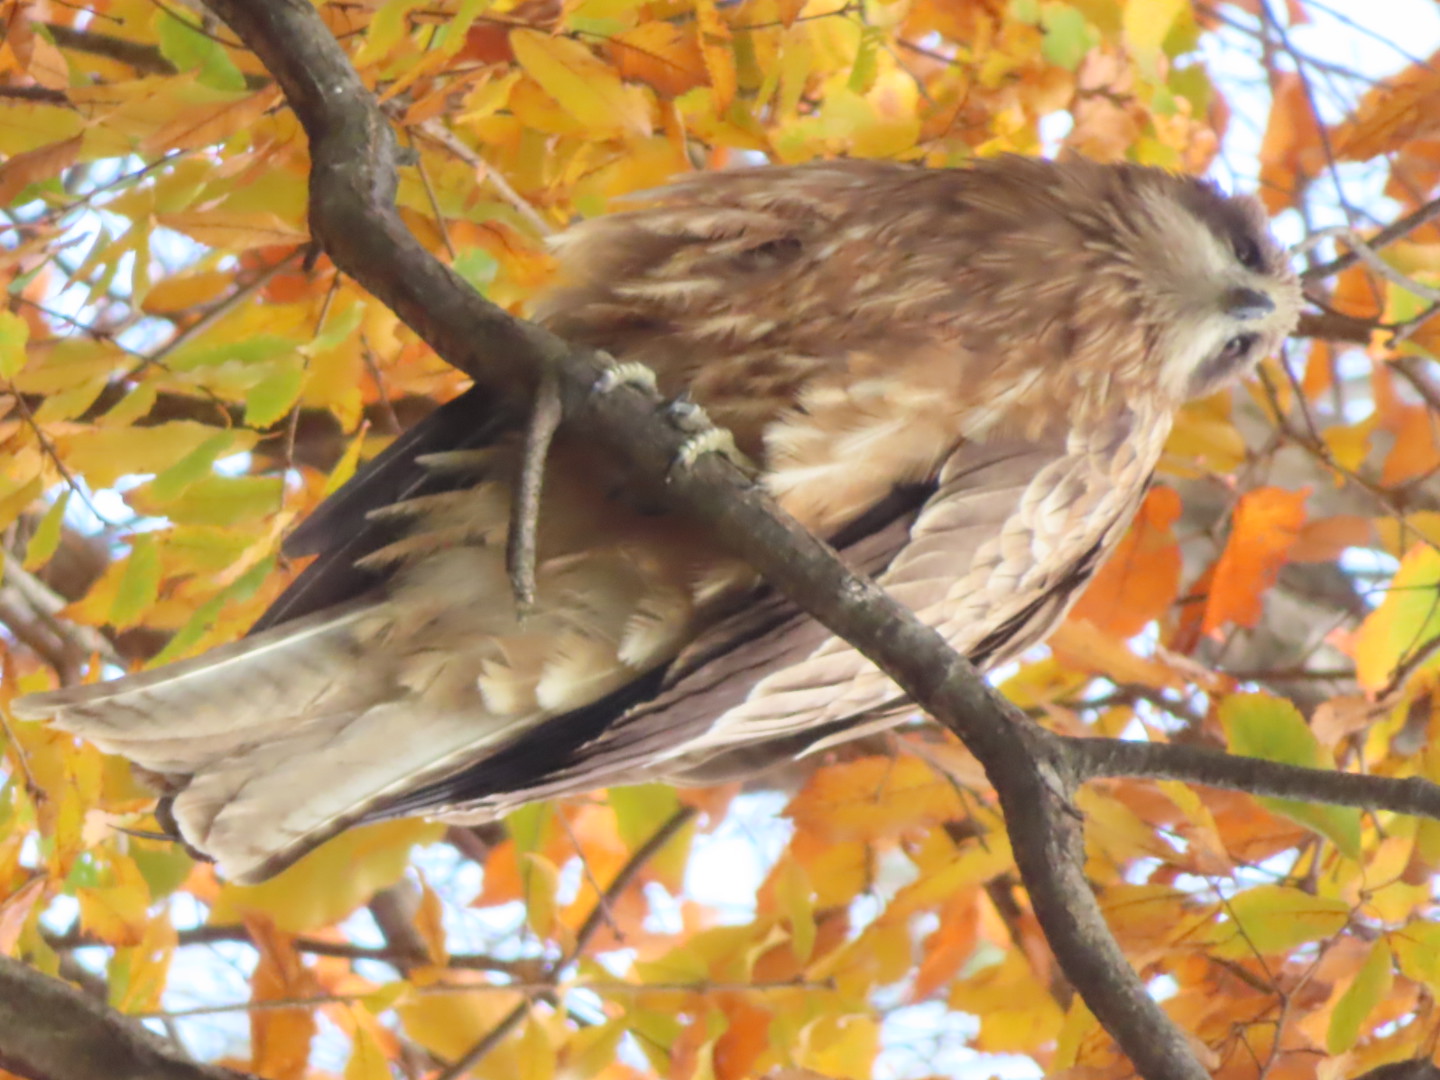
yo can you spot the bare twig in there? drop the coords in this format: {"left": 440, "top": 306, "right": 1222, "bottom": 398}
{"left": 435, "top": 806, "right": 696, "bottom": 1080}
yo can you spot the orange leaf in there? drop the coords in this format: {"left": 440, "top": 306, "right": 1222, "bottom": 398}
{"left": 610, "top": 22, "right": 708, "bottom": 99}
{"left": 911, "top": 889, "right": 979, "bottom": 1001}
{"left": 713, "top": 996, "right": 771, "bottom": 1080}
{"left": 787, "top": 755, "right": 962, "bottom": 841}
{"left": 1068, "top": 485, "right": 1181, "bottom": 637}
{"left": 1203, "top": 486, "right": 1308, "bottom": 634}
{"left": 1381, "top": 405, "right": 1440, "bottom": 487}
{"left": 248, "top": 916, "right": 319, "bottom": 1080}
{"left": 0, "top": 135, "right": 81, "bottom": 206}
{"left": 1258, "top": 73, "right": 1327, "bottom": 213}
{"left": 694, "top": 0, "right": 737, "bottom": 113}
{"left": 1334, "top": 61, "right": 1440, "bottom": 162}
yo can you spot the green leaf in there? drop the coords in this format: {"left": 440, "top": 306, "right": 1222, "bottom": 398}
{"left": 0, "top": 310, "right": 30, "bottom": 378}
{"left": 244, "top": 356, "right": 307, "bottom": 428}
{"left": 137, "top": 474, "right": 283, "bottom": 528}
{"left": 155, "top": 10, "right": 247, "bottom": 91}
{"left": 110, "top": 534, "right": 162, "bottom": 629}
{"left": 506, "top": 802, "right": 553, "bottom": 856}
{"left": 453, "top": 248, "right": 499, "bottom": 293}
{"left": 847, "top": 26, "right": 881, "bottom": 94}
{"left": 1041, "top": 4, "right": 1096, "bottom": 71}
{"left": 1328, "top": 938, "right": 1393, "bottom": 1053}
{"left": 23, "top": 490, "right": 70, "bottom": 570}
{"left": 1220, "top": 692, "right": 1362, "bottom": 858}
{"left": 608, "top": 784, "right": 680, "bottom": 850}
{"left": 1212, "top": 885, "right": 1350, "bottom": 959}
{"left": 148, "top": 432, "right": 236, "bottom": 503}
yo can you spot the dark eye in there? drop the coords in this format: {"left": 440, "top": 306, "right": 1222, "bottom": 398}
{"left": 1221, "top": 333, "right": 1258, "bottom": 363}
{"left": 1233, "top": 234, "right": 1265, "bottom": 272}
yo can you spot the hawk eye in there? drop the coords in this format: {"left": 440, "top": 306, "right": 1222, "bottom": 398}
{"left": 1232, "top": 234, "right": 1265, "bottom": 272}
{"left": 1220, "top": 333, "right": 1258, "bottom": 363}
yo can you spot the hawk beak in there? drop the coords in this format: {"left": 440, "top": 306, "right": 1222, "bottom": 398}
{"left": 1225, "top": 286, "right": 1275, "bottom": 321}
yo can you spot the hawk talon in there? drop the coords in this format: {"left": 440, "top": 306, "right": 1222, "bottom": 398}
{"left": 593, "top": 360, "right": 659, "bottom": 396}
{"left": 670, "top": 425, "right": 749, "bottom": 479}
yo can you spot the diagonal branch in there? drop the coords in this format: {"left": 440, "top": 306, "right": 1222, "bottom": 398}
{"left": 0, "top": 954, "right": 255, "bottom": 1080}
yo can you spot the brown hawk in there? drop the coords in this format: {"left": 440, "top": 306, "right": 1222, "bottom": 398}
{"left": 15, "top": 156, "right": 1302, "bottom": 882}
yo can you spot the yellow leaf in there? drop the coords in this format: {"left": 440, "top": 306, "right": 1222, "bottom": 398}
{"left": 1210, "top": 885, "right": 1350, "bottom": 959}
{"left": 142, "top": 269, "right": 235, "bottom": 314}
{"left": 796, "top": 1015, "right": 878, "bottom": 1080}
{"left": 156, "top": 209, "right": 309, "bottom": 251}
{"left": 77, "top": 856, "right": 152, "bottom": 947}
{"left": 522, "top": 852, "right": 560, "bottom": 939}
{"left": 1220, "top": 692, "right": 1362, "bottom": 857}
{"left": 0, "top": 103, "right": 84, "bottom": 154}
{"left": 0, "top": 310, "right": 30, "bottom": 378}
{"left": 345, "top": 1022, "right": 392, "bottom": 1080}
{"left": 212, "top": 818, "right": 442, "bottom": 932}
{"left": 1123, "top": 0, "right": 1185, "bottom": 63}
{"left": 58, "top": 422, "right": 258, "bottom": 489}
{"left": 510, "top": 29, "right": 652, "bottom": 138}
{"left": 1353, "top": 544, "right": 1440, "bottom": 691}
{"left": 139, "top": 86, "right": 282, "bottom": 155}
{"left": 0, "top": 475, "right": 44, "bottom": 540}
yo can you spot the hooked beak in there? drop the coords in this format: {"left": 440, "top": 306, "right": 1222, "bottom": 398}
{"left": 1225, "top": 286, "right": 1276, "bottom": 321}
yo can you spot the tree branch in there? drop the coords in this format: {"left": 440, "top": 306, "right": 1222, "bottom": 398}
{"left": 1071, "top": 736, "right": 1440, "bottom": 818}
{"left": 0, "top": 954, "right": 255, "bottom": 1080}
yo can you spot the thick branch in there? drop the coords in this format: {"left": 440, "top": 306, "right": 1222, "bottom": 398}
{"left": 0, "top": 954, "right": 254, "bottom": 1080}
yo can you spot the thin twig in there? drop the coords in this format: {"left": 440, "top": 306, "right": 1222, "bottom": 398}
{"left": 434, "top": 807, "right": 697, "bottom": 1080}
{"left": 414, "top": 120, "right": 555, "bottom": 238}
{"left": 1302, "top": 197, "right": 1440, "bottom": 282}
{"left": 1295, "top": 226, "right": 1440, "bottom": 305}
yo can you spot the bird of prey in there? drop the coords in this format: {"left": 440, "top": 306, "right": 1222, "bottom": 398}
{"left": 15, "top": 156, "right": 1302, "bottom": 883}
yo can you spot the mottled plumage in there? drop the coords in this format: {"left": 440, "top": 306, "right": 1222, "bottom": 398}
{"left": 15, "top": 156, "right": 1302, "bottom": 882}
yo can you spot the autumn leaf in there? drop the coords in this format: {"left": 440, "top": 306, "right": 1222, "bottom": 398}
{"left": 1203, "top": 486, "right": 1309, "bottom": 634}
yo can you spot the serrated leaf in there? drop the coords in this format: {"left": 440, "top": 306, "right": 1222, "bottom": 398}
{"left": 1220, "top": 693, "right": 1362, "bottom": 857}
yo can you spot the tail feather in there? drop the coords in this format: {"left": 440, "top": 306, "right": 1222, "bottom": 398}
{"left": 12, "top": 603, "right": 381, "bottom": 750}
